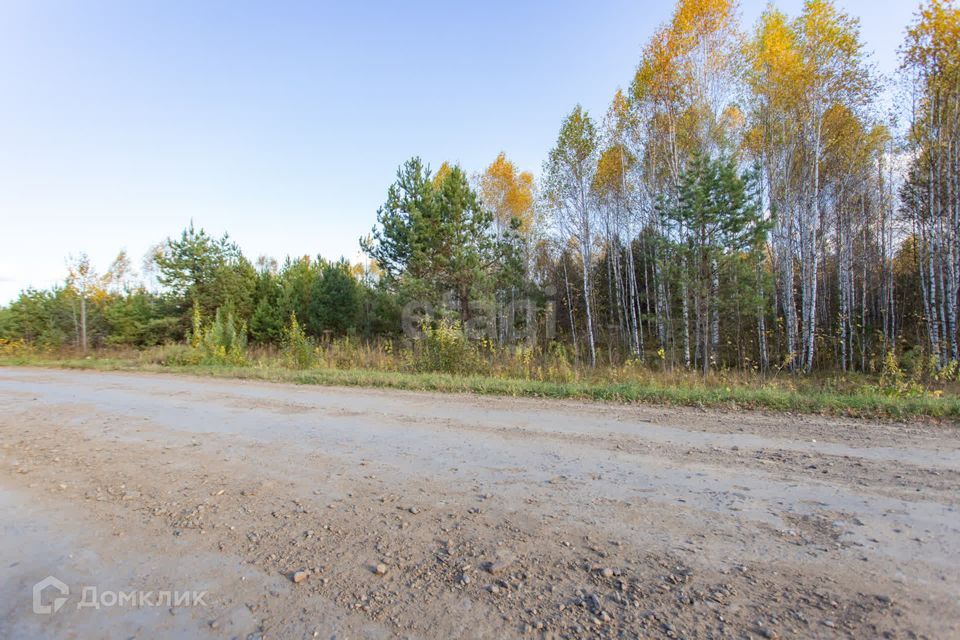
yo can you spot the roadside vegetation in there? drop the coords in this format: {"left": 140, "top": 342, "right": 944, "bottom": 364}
{"left": 2, "top": 0, "right": 960, "bottom": 421}
{"left": 3, "top": 330, "right": 959, "bottom": 420}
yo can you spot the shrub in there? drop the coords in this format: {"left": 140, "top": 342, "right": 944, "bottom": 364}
{"left": 879, "top": 351, "right": 905, "bottom": 391}
{"left": 876, "top": 350, "right": 926, "bottom": 397}
{"left": 542, "top": 341, "right": 575, "bottom": 383}
{"left": 415, "top": 320, "right": 486, "bottom": 375}
{"left": 934, "top": 359, "right": 960, "bottom": 383}
{"left": 0, "top": 338, "right": 29, "bottom": 357}
{"left": 187, "top": 306, "right": 248, "bottom": 366}
{"left": 282, "top": 313, "right": 315, "bottom": 369}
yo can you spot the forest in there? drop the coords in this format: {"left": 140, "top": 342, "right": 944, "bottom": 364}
{"left": 2, "top": 0, "right": 959, "bottom": 395}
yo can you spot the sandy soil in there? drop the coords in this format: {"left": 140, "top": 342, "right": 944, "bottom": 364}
{"left": 1, "top": 367, "right": 958, "bottom": 639}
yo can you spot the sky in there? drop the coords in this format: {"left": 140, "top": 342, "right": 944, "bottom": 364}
{"left": 0, "top": 0, "right": 919, "bottom": 304}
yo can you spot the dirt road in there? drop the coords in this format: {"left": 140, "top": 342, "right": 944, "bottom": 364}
{"left": 1, "top": 367, "right": 958, "bottom": 639}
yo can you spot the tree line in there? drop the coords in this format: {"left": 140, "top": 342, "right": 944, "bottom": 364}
{"left": 1, "top": 0, "right": 958, "bottom": 377}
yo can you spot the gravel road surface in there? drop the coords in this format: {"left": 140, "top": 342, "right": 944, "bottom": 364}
{"left": 1, "top": 368, "right": 958, "bottom": 639}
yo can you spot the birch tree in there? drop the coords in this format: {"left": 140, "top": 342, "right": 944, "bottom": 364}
{"left": 545, "top": 105, "right": 600, "bottom": 367}
{"left": 901, "top": 0, "right": 960, "bottom": 367}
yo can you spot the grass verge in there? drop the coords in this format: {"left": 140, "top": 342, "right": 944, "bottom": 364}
{"left": 2, "top": 354, "right": 959, "bottom": 422}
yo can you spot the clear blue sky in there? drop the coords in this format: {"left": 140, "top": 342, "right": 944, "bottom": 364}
{"left": 0, "top": 0, "right": 917, "bottom": 303}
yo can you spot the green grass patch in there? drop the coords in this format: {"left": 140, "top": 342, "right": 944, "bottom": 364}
{"left": 2, "top": 354, "right": 959, "bottom": 422}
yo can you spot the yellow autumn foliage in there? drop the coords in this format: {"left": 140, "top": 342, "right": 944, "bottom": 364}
{"left": 479, "top": 152, "right": 534, "bottom": 233}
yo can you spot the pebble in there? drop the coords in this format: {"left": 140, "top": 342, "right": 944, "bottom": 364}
{"left": 588, "top": 593, "right": 602, "bottom": 611}
{"left": 375, "top": 563, "right": 388, "bottom": 575}
{"left": 292, "top": 570, "right": 308, "bottom": 584}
